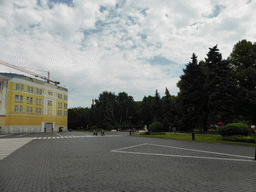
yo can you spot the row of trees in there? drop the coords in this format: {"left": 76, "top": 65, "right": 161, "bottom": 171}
{"left": 68, "top": 39, "right": 256, "bottom": 131}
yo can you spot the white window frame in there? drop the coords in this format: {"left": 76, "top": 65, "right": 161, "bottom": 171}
{"left": 14, "top": 105, "right": 19, "bottom": 112}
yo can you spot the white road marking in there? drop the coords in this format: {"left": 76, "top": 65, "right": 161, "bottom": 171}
{"left": 112, "top": 150, "right": 255, "bottom": 162}
{"left": 144, "top": 143, "right": 253, "bottom": 159}
{"left": 111, "top": 143, "right": 255, "bottom": 162}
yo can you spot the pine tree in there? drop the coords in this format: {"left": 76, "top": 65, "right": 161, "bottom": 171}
{"left": 153, "top": 90, "right": 163, "bottom": 122}
{"left": 177, "top": 53, "right": 206, "bottom": 131}
{"left": 162, "top": 87, "right": 174, "bottom": 124}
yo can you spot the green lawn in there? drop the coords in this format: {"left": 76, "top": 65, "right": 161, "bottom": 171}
{"left": 133, "top": 133, "right": 256, "bottom": 147}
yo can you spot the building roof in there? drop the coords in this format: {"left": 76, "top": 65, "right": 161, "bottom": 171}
{"left": 0, "top": 72, "right": 68, "bottom": 92}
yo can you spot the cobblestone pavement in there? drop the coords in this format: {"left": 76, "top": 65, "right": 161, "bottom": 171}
{"left": 0, "top": 131, "right": 256, "bottom": 192}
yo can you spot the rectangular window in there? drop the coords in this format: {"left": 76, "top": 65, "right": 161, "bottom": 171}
{"left": 36, "top": 108, "right": 38, "bottom": 114}
{"left": 21, "top": 84, "right": 24, "bottom": 91}
{"left": 27, "top": 86, "right": 30, "bottom": 92}
{"left": 20, "top": 95, "right": 23, "bottom": 102}
{"left": 48, "top": 100, "right": 52, "bottom": 106}
{"left": 31, "top": 87, "right": 33, "bottom": 93}
{"left": 39, "top": 99, "right": 41, "bottom": 105}
{"left": 58, "top": 94, "right": 62, "bottom": 99}
{"left": 16, "top": 84, "right": 20, "bottom": 90}
{"left": 36, "top": 89, "right": 39, "bottom": 94}
{"left": 20, "top": 105, "right": 23, "bottom": 113}
{"left": 39, "top": 108, "right": 41, "bottom": 114}
{"left": 64, "top": 95, "right": 68, "bottom": 100}
{"left": 58, "top": 102, "right": 62, "bottom": 108}
{"left": 64, "top": 111, "right": 67, "bottom": 116}
{"left": 26, "top": 107, "right": 29, "bottom": 113}
{"left": 40, "top": 89, "right": 42, "bottom": 95}
{"left": 36, "top": 98, "right": 38, "bottom": 105}
{"left": 48, "top": 91, "right": 53, "bottom": 96}
{"left": 30, "top": 97, "right": 33, "bottom": 104}
{"left": 60, "top": 110, "right": 62, "bottom": 116}
{"left": 64, "top": 103, "right": 67, "bottom": 109}
{"left": 30, "top": 107, "right": 32, "bottom": 113}
{"left": 14, "top": 105, "right": 19, "bottom": 112}
{"left": 27, "top": 97, "right": 30, "bottom": 103}
{"left": 15, "top": 95, "right": 19, "bottom": 102}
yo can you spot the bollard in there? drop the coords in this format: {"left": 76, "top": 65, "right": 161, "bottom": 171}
{"left": 192, "top": 132, "right": 195, "bottom": 140}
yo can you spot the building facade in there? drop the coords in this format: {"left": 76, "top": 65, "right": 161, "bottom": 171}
{"left": 0, "top": 73, "right": 68, "bottom": 134}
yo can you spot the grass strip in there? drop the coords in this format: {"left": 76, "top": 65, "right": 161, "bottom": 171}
{"left": 133, "top": 134, "right": 256, "bottom": 147}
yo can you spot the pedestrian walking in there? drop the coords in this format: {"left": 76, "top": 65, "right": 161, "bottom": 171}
{"left": 101, "top": 129, "right": 105, "bottom": 136}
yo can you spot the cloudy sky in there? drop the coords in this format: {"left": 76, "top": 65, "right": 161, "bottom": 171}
{"left": 0, "top": 0, "right": 255, "bottom": 108}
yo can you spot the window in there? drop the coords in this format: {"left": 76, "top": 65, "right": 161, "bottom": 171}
{"left": 15, "top": 95, "right": 19, "bottom": 102}
{"left": 64, "top": 103, "right": 67, "bottom": 109}
{"left": 40, "top": 89, "right": 42, "bottom": 95}
{"left": 36, "top": 98, "right": 38, "bottom": 105}
{"left": 48, "top": 91, "right": 53, "bottom": 96}
{"left": 58, "top": 110, "right": 62, "bottom": 116}
{"left": 58, "top": 94, "right": 62, "bottom": 99}
{"left": 36, "top": 108, "right": 38, "bottom": 114}
{"left": 16, "top": 84, "right": 20, "bottom": 90}
{"left": 36, "top": 89, "right": 39, "bottom": 94}
{"left": 30, "top": 97, "right": 33, "bottom": 104}
{"left": 30, "top": 107, "right": 32, "bottom": 113}
{"left": 64, "top": 111, "right": 67, "bottom": 116}
{"left": 39, "top": 99, "right": 41, "bottom": 105}
{"left": 27, "top": 86, "right": 30, "bottom": 92}
{"left": 58, "top": 102, "right": 62, "bottom": 108}
{"left": 14, "top": 105, "right": 19, "bottom": 112}
{"left": 64, "top": 95, "right": 68, "bottom": 100}
{"left": 20, "top": 95, "right": 23, "bottom": 102}
{"left": 21, "top": 85, "right": 24, "bottom": 91}
{"left": 39, "top": 108, "right": 41, "bottom": 114}
{"left": 20, "top": 106, "right": 23, "bottom": 112}
{"left": 26, "top": 107, "right": 29, "bottom": 113}
{"left": 48, "top": 100, "right": 52, "bottom": 106}
{"left": 27, "top": 97, "right": 30, "bottom": 103}
{"left": 31, "top": 87, "right": 33, "bottom": 93}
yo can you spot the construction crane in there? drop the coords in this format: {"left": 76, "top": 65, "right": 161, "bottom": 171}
{"left": 0, "top": 60, "right": 60, "bottom": 85}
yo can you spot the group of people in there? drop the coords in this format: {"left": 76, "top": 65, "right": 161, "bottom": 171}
{"left": 93, "top": 129, "right": 105, "bottom": 136}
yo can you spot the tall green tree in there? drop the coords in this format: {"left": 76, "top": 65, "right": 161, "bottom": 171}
{"left": 141, "top": 96, "right": 154, "bottom": 127}
{"left": 116, "top": 92, "right": 135, "bottom": 126}
{"left": 205, "top": 45, "right": 238, "bottom": 126}
{"left": 153, "top": 89, "right": 163, "bottom": 122}
{"left": 228, "top": 39, "right": 256, "bottom": 122}
{"left": 95, "top": 91, "right": 116, "bottom": 129}
{"left": 177, "top": 53, "right": 206, "bottom": 131}
{"left": 162, "top": 87, "right": 174, "bottom": 124}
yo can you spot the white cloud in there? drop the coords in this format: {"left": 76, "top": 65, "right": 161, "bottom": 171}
{"left": 0, "top": 0, "right": 256, "bottom": 107}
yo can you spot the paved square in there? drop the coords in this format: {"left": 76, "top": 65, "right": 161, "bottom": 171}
{"left": 0, "top": 131, "right": 256, "bottom": 191}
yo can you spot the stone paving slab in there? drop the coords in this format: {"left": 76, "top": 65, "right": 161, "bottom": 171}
{"left": 0, "top": 137, "right": 35, "bottom": 160}
{"left": 0, "top": 132, "right": 256, "bottom": 191}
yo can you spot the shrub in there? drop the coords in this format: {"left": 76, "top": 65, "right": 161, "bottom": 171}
{"left": 140, "top": 132, "right": 166, "bottom": 135}
{"left": 148, "top": 122, "right": 163, "bottom": 132}
{"left": 90, "top": 125, "right": 97, "bottom": 131}
{"left": 222, "top": 136, "right": 255, "bottom": 143}
{"left": 219, "top": 123, "right": 249, "bottom": 136}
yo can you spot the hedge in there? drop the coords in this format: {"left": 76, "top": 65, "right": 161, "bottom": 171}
{"left": 219, "top": 123, "right": 249, "bottom": 136}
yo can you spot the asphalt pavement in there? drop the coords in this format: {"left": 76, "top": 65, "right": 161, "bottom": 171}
{"left": 0, "top": 131, "right": 256, "bottom": 192}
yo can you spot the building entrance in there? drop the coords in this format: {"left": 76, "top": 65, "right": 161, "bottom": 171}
{"left": 45, "top": 123, "right": 53, "bottom": 132}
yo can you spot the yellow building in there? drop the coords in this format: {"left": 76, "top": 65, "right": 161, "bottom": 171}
{"left": 0, "top": 73, "right": 68, "bottom": 134}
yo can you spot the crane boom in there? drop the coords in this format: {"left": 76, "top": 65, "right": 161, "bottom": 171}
{"left": 0, "top": 60, "right": 60, "bottom": 85}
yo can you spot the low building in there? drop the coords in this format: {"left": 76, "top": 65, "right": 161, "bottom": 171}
{"left": 0, "top": 73, "right": 68, "bottom": 134}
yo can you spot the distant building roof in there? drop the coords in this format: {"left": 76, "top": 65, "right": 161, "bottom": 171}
{"left": 0, "top": 72, "right": 68, "bottom": 92}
